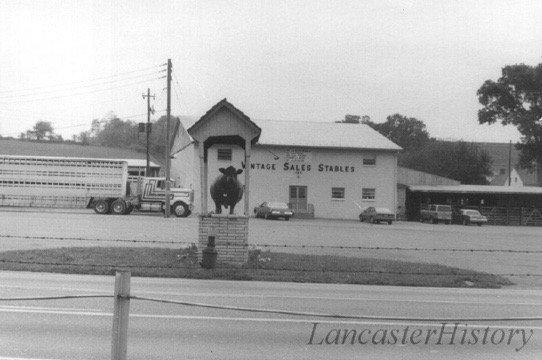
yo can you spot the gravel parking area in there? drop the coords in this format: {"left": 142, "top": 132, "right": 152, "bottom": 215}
{"left": 0, "top": 208, "right": 540, "bottom": 288}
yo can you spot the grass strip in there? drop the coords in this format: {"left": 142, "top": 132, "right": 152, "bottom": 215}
{"left": 0, "top": 246, "right": 512, "bottom": 288}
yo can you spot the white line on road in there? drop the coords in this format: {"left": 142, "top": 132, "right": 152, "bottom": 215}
{"left": 0, "top": 304, "right": 104, "bottom": 312}
{"left": 0, "top": 306, "right": 540, "bottom": 330}
{"left": 0, "top": 357, "right": 63, "bottom": 360}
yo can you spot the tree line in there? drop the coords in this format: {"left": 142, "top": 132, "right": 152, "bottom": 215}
{"left": 3, "top": 62, "right": 539, "bottom": 185}
{"left": 362, "top": 114, "right": 493, "bottom": 185}
{"left": 6, "top": 114, "right": 179, "bottom": 163}
{"left": 360, "top": 62, "right": 542, "bottom": 185}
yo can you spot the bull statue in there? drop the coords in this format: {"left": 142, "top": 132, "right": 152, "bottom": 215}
{"left": 210, "top": 166, "right": 244, "bottom": 214}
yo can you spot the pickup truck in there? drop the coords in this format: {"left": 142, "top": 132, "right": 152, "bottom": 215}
{"left": 420, "top": 204, "right": 452, "bottom": 224}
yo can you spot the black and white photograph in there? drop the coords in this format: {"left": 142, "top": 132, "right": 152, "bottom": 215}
{"left": 0, "top": 1, "right": 541, "bottom": 359}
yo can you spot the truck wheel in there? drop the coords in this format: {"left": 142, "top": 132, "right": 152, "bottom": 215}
{"left": 172, "top": 201, "right": 189, "bottom": 217}
{"left": 111, "top": 199, "right": 127, "bottom": 215}
{"left": 94, "top": 200, "right": 110, "bottom": 215}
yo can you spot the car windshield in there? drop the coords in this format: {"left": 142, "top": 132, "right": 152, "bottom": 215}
{"left": 466, "top": 210, "right": 481, "bottom": 216}
{"left": 438, "top": 206, "right": 452, "bottom": 211}
{"left": 268, "top": 202, "right": 289, "bottom": 209}
{"left": 375, "top": 208, "right": 391, "bottom": 213}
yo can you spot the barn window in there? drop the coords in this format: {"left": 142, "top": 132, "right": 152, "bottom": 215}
{"left": 217, "top": 148, "right": 232, "bottom": 161}
{"left": 362, "top": 158, "right": 376, "bottom": 166}
{"left": 331, "top": 187, "right": 345, "bottom": 199}
{"left": 362, "top": 188, "right": 376, "bottom": 200}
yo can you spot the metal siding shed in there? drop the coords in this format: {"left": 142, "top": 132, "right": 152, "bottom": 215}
{"left": 409, "top": 185, "right": 542, "bottom": 195}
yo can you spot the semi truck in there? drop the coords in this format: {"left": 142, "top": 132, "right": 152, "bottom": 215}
{"left": 0, "top": 155, "right": 193, "bottom": 217}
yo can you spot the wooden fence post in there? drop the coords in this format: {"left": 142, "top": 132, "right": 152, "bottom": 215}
{"left": 111, "top": 270, "right": 131, "bottom": 360}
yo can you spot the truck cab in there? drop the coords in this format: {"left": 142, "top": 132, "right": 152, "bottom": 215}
{"left": 136, "top": 177, "right": 193, "bottom": 217}
{"left": 93, "top": 177, "right": 193, "bottom": 217}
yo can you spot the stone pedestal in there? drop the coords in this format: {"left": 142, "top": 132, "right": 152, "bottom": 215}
{"left": 198, "top": 214, "right": 249, "bottom": 265}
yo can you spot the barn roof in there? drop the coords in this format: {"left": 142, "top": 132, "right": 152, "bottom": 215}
{"left": 255, "top": 120, "right": 401, "bottom": 151}
{"left": 178, "top": 112, "right": 401, "bottom": 151}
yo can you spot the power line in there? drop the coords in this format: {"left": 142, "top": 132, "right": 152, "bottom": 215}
{"left": 0, "top": 95, "right": 152, "bottom": 113}
{"left": 0, "top": 71, "right": 164, "bottom": 100}
{"left": 0, "top": 65, "right": 164, "bottom": 95}
{"left": 0, "top": 77, "right": 165, "bottom": 105}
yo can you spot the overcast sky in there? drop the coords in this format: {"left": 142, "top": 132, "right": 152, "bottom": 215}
{"left": 1, "top": 0, "right": 541, "bottom": 142}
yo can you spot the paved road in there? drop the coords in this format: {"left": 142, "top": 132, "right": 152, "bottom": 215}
{"left": 0, "top": 208, "right": 540, "bottom": 287}
{"left": 0, "top": 271, "right": 540, "bottom": 359}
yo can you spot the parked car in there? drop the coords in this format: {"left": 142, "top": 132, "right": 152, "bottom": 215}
{"left": 420, "top": 204, "right": 452, "bottom": 224}
{"left": 359, "top": 207, "right": 395, "bottom": 224}
{"left": 254, "top": 202, "right": 294, "bottom": 220}
{"left": 457, "top": 209, "right": 488, "bottom": 226}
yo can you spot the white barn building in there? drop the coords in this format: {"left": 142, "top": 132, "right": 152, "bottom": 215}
{"left": 170, "top": 99, "right": 401, "bottom": 220}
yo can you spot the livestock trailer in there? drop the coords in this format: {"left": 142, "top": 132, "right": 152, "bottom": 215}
{"left": 0, "top": 155, "right": 127, "bottom": 208}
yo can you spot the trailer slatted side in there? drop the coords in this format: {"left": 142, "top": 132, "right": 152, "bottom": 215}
{"left": 0, "top": 156, "right": 127, "bottom": 208}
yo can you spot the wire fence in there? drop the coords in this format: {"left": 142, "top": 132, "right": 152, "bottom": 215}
{"left": 0, "top": 233, "right": 540, "bottom": 254}
{"left": 0, "top": 293, "right": 540, "bottom": 323}
{"left": 0, "top": 270, "right": 540, "bottom": 360}
{"left": 0, "top": 233, "right": 540, "bottom": 279}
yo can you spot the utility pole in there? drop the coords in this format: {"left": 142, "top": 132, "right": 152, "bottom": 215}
{"left": 508, "top": 140, "right": 512, "bottom": 186}
{"left": 142, "top": 88, "right": 155, "bottom": 176}
{"left": 164, "top": 59, "right": 172, "bottom": 218}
